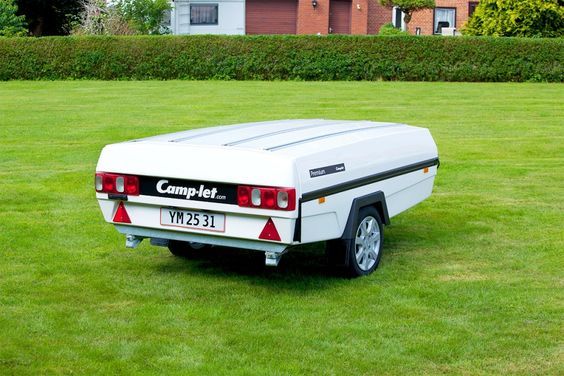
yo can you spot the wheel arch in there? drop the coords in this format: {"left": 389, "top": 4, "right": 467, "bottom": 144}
{"left": 341, "top": 191, "right": 390, "bottom": 241}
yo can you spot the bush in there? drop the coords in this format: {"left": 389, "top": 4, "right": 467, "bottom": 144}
{"left": 0, "top": 0, "right": 27, "bottom": 36}
{"left": 114, "top": 0, "right": 171, "bottom": 35}
{"left": 464, "top": 0, "right": 564, "bottom": 38}
{"left": 0, "top": 35, "right": 562, "bottom": 82}
{"left": 379, "top": 23, "right": 409, "bottom": 36}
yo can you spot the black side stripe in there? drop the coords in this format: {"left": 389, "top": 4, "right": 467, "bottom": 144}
{"left": 301, "top": 158, "right": 439, "bottom": 202}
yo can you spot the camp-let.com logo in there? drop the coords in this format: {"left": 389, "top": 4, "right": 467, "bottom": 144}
{"left": 156, "top": 179, "right": 226, "bottom": 200}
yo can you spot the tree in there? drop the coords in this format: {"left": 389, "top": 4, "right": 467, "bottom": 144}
{"left": 16, "top": 0, "right": 83, "bottom": 35}
{"left": 464, "top": 0, "right": 564, "bottom": 38}
{"left": 379, "top": 0, "right": 435, "bottom": 30}
{"left": 0, "top": 0, "right": 27, "bottom": 36}
{"left": 114, "top": 0, "right": 171, "bottom": 34}
{"left": 73, "top": 0, "right": 136, "bottom": 35}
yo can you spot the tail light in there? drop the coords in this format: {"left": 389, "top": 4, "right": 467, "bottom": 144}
{"left": 95, "top": 172, "right": 139, "bottom": 196}
{"left": 237, "top": 185, "right": 295, "bottom": 211}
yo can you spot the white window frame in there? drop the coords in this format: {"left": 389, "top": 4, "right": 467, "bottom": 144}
{"left": 392, "top": 6, "right": 406, "bottom": 32}
{"left": 190, "top": 3, "right": 219, "bottom": 26}
{"left": 434, "top": 7, "right": 456, "bottom": 35}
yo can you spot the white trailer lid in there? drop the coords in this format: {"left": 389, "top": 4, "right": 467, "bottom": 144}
{"left": 133, "top": 119, "right": 407, "bottom": 154}
{"left": 98, "top": 119, "right": 437, "bottom": 191}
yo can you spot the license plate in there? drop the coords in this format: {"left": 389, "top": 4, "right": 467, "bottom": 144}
{"left": 160, "top": 208, "right": 225, "bottom": 232}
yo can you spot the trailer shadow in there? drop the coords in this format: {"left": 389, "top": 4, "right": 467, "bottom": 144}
{"left": 155, "top": 242, "right": 349, "bottom": 290}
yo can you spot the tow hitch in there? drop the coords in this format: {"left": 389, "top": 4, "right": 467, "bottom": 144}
{"left": 265, "top": 250, "right": 287, "bottom": 267}
{"left": 125, "top": 234, "right": 143, "bottom": 248}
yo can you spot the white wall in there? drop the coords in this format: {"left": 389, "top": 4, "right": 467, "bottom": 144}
{"left": 172, "top": 0, "right": 245, "bottom": 35}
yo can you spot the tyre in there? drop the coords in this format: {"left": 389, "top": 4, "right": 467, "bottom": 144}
{"left": 168, "top": 240, "right": 210, "bottom": 258}
{"left": 347, "top": 207, "right": 384, "bottom": 277}
{"left": 326, "top": 206, "right": 384, "bottom": 277}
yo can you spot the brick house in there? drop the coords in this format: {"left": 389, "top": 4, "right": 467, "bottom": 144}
{"left": 407, "top": 0, "right": 480, "bottom": 35}
{"left": 170, "top": 0, "right": 479, "bottom": 36}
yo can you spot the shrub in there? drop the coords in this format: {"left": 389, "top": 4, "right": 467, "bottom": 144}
{"left": 114, "top": 0, "right": 171, "bottom": 35}
{"left": 0, "top": 35, "right": 561, "bottom": 82}
{"left": 0, "top": 0, "right": 27, "bottom": 36}
{"left": 464, "top": 0, "right": 564, "bottom": 38}
{"left": 379, "top": 23, "right": 409, "bottom": 36}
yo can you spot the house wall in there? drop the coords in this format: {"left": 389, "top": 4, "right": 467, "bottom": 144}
{"left": 297, "top": 0, "right": 330, "bottom": 34}
{"left": 297, "top": 0, "right": 370, "bottom": 35}
{"left": 170, "top": 0, "right": 477, "bottom": 36}
{"left": 350, "top": 0, "right": 369, "bottom": 35}
{"left": 171, "top": 0, "right": 245, "bottom": 35}
{"left": 169, "top": 0, "right": 379, "bottom": 36}
{"left": 367, "top": 1, "right": 391, "bottom": 34}
{"left": 407, "top": 0, "right": 477, "bottom": 35}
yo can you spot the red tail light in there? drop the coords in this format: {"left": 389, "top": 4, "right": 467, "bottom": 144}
{"left": 237, "top": 186, "right": 251, "bottom": 207}
{"left": 124, "top": 176, "right": 139, "bottom": 195}
{"left": 95, "top": 172, "right": 139, "bottom": 196}
{"left": 237, "top": 185, "right": 295, "bottom": 211}
{"left": 262, "top": 189, "right": 276, "bottom": 209}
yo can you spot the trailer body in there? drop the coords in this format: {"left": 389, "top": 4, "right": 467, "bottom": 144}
{"left": 95, "top": 120, "right": 439, "bottom": 274}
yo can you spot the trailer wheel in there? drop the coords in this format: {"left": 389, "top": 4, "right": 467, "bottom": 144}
{"left": 168, "top": 240, "right": 210, "bottom": 258}
{"left": 347, "top": 207, "right": 384, "bottom": 277}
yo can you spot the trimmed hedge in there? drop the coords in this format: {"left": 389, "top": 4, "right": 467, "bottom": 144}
{"left": 0, "top": 35, "right": 562, "bottom": 81}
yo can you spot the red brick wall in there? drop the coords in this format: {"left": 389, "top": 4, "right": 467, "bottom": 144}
{"left": 367, "top": 1, "right": 391, "bottom": 34}
{"left": 296, "top": 0, "right": 370, "bottom": 35}
{"left": 407, "top": 0, "right": 478, "bottom": 35}
{"left": 407, "top": 7, "right": 433, "bottom": 35}
{"left": 297, "top": 0, "right": 330, "bottom": 34}
{"left": 350, "top": 0, "right": 368, "bottom": 35}
{"left": 253, "top": 0, "right": 477, "bottom": 36}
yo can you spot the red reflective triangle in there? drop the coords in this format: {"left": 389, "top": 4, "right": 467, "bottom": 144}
{"left": 259, "top": 217, "right": 281, "bottom": 241}
{"left": 113, "top": 201, "right": 131, "bottom": 223}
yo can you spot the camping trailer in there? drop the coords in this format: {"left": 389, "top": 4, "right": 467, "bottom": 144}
{"left": 95, "top": 119, "right": 439, "bottom": 276}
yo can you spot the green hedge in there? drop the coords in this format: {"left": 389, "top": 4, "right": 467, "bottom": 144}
{"left": 0, "top": 35, "right": 562, "bottom": 81}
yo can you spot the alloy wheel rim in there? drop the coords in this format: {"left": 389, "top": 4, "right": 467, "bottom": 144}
{"left": 354, "top": 216, "right": 380, "bottom": 271}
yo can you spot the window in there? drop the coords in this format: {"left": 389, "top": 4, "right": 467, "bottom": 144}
{"left": 468, "top": 2, "right": 479, "bottom": 17}
{"left": 434, "top": 7, "right": 456, "bottom": 34}
{"left": 392, "top": 6, "right": 405, "bottom": 30}
{"left": 393, "top": 7, "right": 401, "bottom": 29}
{"left": 190, "top": 4, "right": 218, "bottom": 25}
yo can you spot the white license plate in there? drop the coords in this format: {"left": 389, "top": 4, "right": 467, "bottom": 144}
{"left": 160, "top": 208, "right": 225, "bottom": 232}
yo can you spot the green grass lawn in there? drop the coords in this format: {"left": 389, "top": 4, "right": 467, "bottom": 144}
{"left": 0, "top": 81, "right": 562, "bottom": 375}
